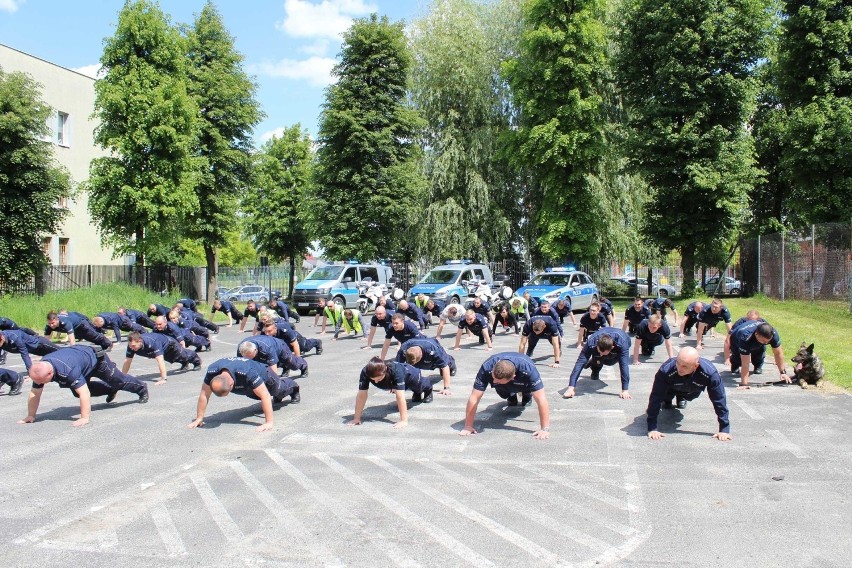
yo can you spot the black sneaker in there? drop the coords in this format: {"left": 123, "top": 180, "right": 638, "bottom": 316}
{"left": 138, "top": 388, "right": 149, "bottom": 404}
{"left": 450, "top": 366, "right": 457, "bottom": 377}
{"left": 300, "top": 368, "right": 309, "bottom": 378}
{"left": 273, "top": 395, "right": 284, "bottom": 404}
{"left": 106, "top": 389, "right": 119, "bottom": 403}
{"left": 290, "top": 386, "right": 301, "bottom": 403}
{"left": 192, "top": 362, "right": 201, "bottom": 371}
{"left": 676, "top": 398, "right": 687, "bottom": 409}
{"left": 521, "top": 393, "right": 532, "bottom": 407}
{"left": 212, "top": 324, "right": 220, "bottom": 335}
{"left": 753, "top": 367, "right": 763, "bottom": 375}
{"left": 662, "top": 400, "right": 675, "bottom": 409}
{"left": 423, "top": 388, "right": 433, "bottom": 403}
{"left": 412, "top": 391, "right": 422, "bottom": 402}
{"left": 180, "top": 362, "right": 190, "bottom": 371}
{"left": 281, "top": 368, "right": 290, "bottom": 377}
{"left": 507, "top": 394, "right": 519, "bottom": 406}
{"left": 590, "top": 371, "right": 601, "bottom": 380}
{"left": 0, "top": 352, "right": 6, "bottom": 365}
{"left": 316, "top": 340, "right": 323, "bottom": 355}
{"left": 9, "top": 373, "right": 24, "bottom": 395}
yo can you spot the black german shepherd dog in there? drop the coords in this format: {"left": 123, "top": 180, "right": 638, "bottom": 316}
{"left": 792, "top": 342, "right": 824, "bottom": 389}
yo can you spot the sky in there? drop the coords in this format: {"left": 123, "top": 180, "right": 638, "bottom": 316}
{"left": 0, "top": 0, "right": 424, "bottom": 146}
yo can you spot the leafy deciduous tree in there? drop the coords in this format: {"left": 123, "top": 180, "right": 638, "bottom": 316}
{"left": 0, "top": 67, "right": 71, "bottom": 290}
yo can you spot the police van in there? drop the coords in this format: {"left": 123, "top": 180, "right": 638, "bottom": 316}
{"left": 293, "top": 261, "right": 393, "bottom": 315}
{"left": 516, "top": 267, "right": 599, "bottom": 311}
{"left": 408, "top": 260, "right": 493, "bottom": 305}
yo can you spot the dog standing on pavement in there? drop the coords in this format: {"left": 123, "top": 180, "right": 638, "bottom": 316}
{"left": 791, "top": 342, "right": 824, "bottom": 389}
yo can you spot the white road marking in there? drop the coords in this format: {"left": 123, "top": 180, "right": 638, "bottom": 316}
{"left": 315, "top": 452, "right": 495, "bottom": 568}
{"left": 369, "top": 456, "right": 561, "bottom": 566}
{"left": 767, "top": 429, "right": 810, "bottom": 459}
{"left": 732, "top": 400, "right": 764, "bottom": 420}
{"left": 190, "top": 472, "right": 243, "bottom": 544}
{"left": 519, "top": 464, "right": 636, "bottom": 512}
{"left": 150, "top": 503, "right": 187, "bottom": 557}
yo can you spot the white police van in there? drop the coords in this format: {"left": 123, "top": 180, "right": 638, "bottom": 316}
{"left": 408, "top": 260, "right": 493, "bottom": 305}
{"left": 516, "top": 267, "right": 599, "bottom": 311}
{"left": 292, "top": 261, "right": 393, "bottom": 315}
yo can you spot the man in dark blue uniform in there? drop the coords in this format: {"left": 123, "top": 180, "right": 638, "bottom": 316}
{"left": 174, "top": 306, "right": 213, "bottom": 338}
{"left": 695, "top": 298, "right": 733, "bottom": 349}
{"left": 0, "top": 316, "right": 38, "bottom": 336}
{"left": 93, "top": 311, "right": 145, "bottom": 343}
{"left": 723, "top": 310, "right": 763, "bottom": 367}
{"left": 621, "top": 296, "right": 650, "bottom": 336}
{"left": 598, "top": 297, "right": 615, "bottom": 327}
{"left": 177, "top": 298, "right": 198, "bottom": 312}
{"left": 211, "top": 299, "right": 243, "bottom": 327}
{"left": 631, "top": 314, "right": 674, "bottom": 364}
{"left": 0, "top": 329, "right": 59, "bottom": 370}
{"left": 646, "top": 347, "right": 731, "bottom": 441}
{"left": 531, "top": 300, "right": 564, "bottom": 337}
{"left": 422, "top": 298, "right": 446, "bottom": 327}
{"left": 564, "top": 327, "right": 632, "bottom": 400}
{"left": 267, "top": 299, "right": 300, "bottom": 323}
{"left": 0, "top": 367, "right": 25, "bottom": 396}
{"left": 644, "top": 297, "right": 678, "bottom": 325}
{"left": 679, "top": 301, "right": 705, "bottom": 336}
{"left": 187, "top": 357, "right": 299, "bottom": 432}
{"left": 459, "top": 352, "right": 550, "bottom": 440}
{"left": 177, "top": 302, "right": 218, "bottom": 333}
{"left": 347, "top": 357, "right": 432, "bottom": 429}
{"left": 45, "top": 311, "right": 112, "bottom": 351}
{"left": 362, "top": 306, "right": 395, "bottom": 350}
{"left": 239, "top": 300, "right": 262, "bottom": 332}
{"left": 166, "top": 311, "right": 211, "bottom": 352}
{"left": 465, "top": 296, "right": 495, "bottom": 326}
{"left": 730, "top": 320, "right": 791, "bottom": 389}
{"left": 553, "top": 299, "right": 577, "bottom": 328}
{"left": 397, "top": 337, "right": 456, "bottom": 392}
{"left": 21, "top": 345, "right": 149, "bottom": 427}
{"left": 453, "top": 310, "right": 493, "bottom": 351}
{"left": 577, "top": 302, "right": 607, "bottom": 348}
{"left": 260, "top": 317, "right": 322, "bottom": 358}
{"left": 381, "top": 313, "right": 426, "bottom": 359}
{"left": 238, "top": 335, "right": 308, "bottom": 378}
{"left": 147, "top": 303, "right": 170, "bottom": 319}
{"left": 396, "top": 300, "right": 428, "bottom": 330}
{"left": 518, "top": 315, "right": 561, "bottom": 368}
{"left": 122, "top": 331, "right": 201, "bottom": 384}
{"left": 118, "top": 307, "right": 156, "bottom": 330}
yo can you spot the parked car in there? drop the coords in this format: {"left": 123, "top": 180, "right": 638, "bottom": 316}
{"left": 214, "top": 286, "right": 231, "bottom": 300}
{"left": 225, "top": 284, "right": 274, "bottom": 303}
{"left": 408, "top": 261, "right": 494, "bottom": 304}
{"left": 516, "top": 268, "right": 599, "bottom": 311}
{"left": 611, "top": 276, "right": 678, "bottom": 297}
{"left": 702, "top": 276, "right": 741, "bottom": 296}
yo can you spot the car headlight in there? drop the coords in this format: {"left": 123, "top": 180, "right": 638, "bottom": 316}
{"left": 544, "top": 291, "right": 561, "bottom": 301}
{"left": 433, "top": 291, "right": 447, "bottom": 299}
{"left": 317, "top": 287, "right": 330, "bottom": 295}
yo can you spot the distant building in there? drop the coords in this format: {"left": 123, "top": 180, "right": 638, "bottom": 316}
{"left": 0, "top": 44, "right": 127, "bottom": 266}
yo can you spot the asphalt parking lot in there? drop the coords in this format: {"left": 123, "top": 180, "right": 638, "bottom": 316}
{"left": 1, "top": 313, "right": 850, "bottom": 567}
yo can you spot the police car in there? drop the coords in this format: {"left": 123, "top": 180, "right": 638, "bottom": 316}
{"left": 516, "top": 268, "right": 599, "bottom": 311}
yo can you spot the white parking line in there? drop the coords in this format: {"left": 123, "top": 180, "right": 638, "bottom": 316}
{"left": 370, "top": 456, "right": 561, "bottom": 566}
{"left": 766, "top": 429, "right": 809, "bottom": 459}
{"left": 190, "top": 472, "right": 243, "bottom": 544}
{"left": 150, "top": 503, "right": 188, "bottom": 556}
{"left": 732, "top": 400, "right": 764, "bottom": 420}
{"left": 519, "top": 463, "right": 637, "bottom": 512}
{"left": 315, "top": 453, "right": 495, "bottom": 568}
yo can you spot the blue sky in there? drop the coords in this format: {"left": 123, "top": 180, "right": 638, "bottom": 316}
{"left": 0, "top": 0, "right": 424, "bottom": 145}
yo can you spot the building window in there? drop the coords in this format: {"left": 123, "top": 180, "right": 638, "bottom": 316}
{"left": 57, "top": 112, "right": 69, "bottom": 146}
{"left": 42, "top": 238, "right": 52, "bottom": 257}
{"left": 57, "top": 195, "right": 69, "bottom": 208}
{"left": 58, "top": 238, "right": 69, "bottom": 266}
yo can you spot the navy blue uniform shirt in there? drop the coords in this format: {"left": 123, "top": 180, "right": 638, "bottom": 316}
{"left": 396, "top": 338, "right": 451, "bottom": 370}
{"left": 579, "top": 312, "right": 607, "bottom": 334}
{"left": 733, "top": 321, "right": 781, "bottom": 355}
{"left": 623, "top": 305, "right": 650, "bottom": 327}
{"left": 521, "top": 315, "right": 559, "bottom": 338}
{"left": 635, "top": 319, "right": 671, "bottom": 343}
{"left": 646, "top": 357, "right": 730, "bottom": 433}
{"left": 473, "top": 353, "right": 543, "bottom": 394}
{"left": 358, "top": 360, "right": 420, "bottom": 391}
{"left": 698, "top": 305, "right": 732, "bottom": 327}
{"left": 385, "top": 320, "right": 424, "bottom": 343}
{"left": 457, "top": 313, "right": 489, "bottom": 335}
{"left": 204, "top": 357, "right": 268, "bottom": 391}
{"left": 32, "top": 346, "right": 98, "bottom": 390}
{"left": 370, "top": 310, "right": 396, "bottom": 330}
{"left": 532, "top": 306, "right": 563, "bottom": 336}
{"left": 125, "top": 333, "right": 175, "bottom": 359}
{"left": 569, "top": 328, "right": 632, "bottom": 389}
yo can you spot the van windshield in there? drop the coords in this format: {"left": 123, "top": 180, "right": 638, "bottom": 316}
{"left": 305, "top": 266, "right": 344, "bottom": 281}
{"left": 421, "top": 270, "right": 460, "bottom": 285}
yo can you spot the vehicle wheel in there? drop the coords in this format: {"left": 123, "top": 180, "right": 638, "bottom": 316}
{"left": 228, "top": 297, "right": 238, "bottom": 302}
{"left": 451, "top": 295, "right": 460, "bottom": 305}
{"left": 358, "top": 301, "right": 369, "bottom": 315}
{"left": 295, "top": 308, "right": 310, "bottom": 317}
{"left": 333, "top": 295, "right": 346, "bottom": 309}
{"left": 730, "top": 288, "right": 740, "bottom": 296}
{"left": 259, "top": 297, "right": 267, "bottom": 303}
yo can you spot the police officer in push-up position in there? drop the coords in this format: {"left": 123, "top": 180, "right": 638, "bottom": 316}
{"left": 729, "top": 320, "right": 791, "bottom": 389}
{"left": 211, "top": 299, "right": 243, "bottom": 327}
{"left": 45, "top": 311, "right": 113, "bottom": 351}
{"left": 695, "top": 298, "right": 733, "bottom": 349}
{"left": 187, "top": 357, "right": 300, "bottom": 432}
{"left": 397, "top": 337, "right": 456, "bottom": 393}
{"left": 19, "top": 345, "right": 149, "bottom": 427}
{"left": 396, "top": 299, "right": 429, "bottom": 330}
{"left": 679, "top": 301, "right": 704, "bottom": 336}
{"left": 238, "top": 335, "right": 308, "bottom": 378}
{"left": 122, "top": 331, "right": 201, "bottom": 385}
{"left": 260, "top": 317, "right": 322, "bottom": 358}
{"left": 577, "top": 302, "right": 607, "bottom": 349}
{"left": 631, "top": 314, "right": 675, "bottom": 365}
{"left": 453, "top": 310, "right": 493, "bottom": 351}
{"left": 459, "top": 352, "right": 550, "bottom": 440}
{"left": 381, "top": 313, "right": 425, "bottom": 360}
{"left": 563, "top": 327, "right": 632, "bottom": 400}
{"left": 621, "top": 296, "right": 650, "bottom": 336}
{"left": 644, "top": 297, "right": 678, "bottom": 325}
{"left": 518, "top": 315, "right": 561, "bottom": 368}
{"left": 646, "top": 347, "right": 731, "bottom": 441}
{"left": 92, "top": 311, "right": 146, "bottom": 343}
{"left": 361, "top": 306, "right": 395, "bottom": 350}
{"left": 347, "top": 357, "right": 432, "bottom": 429}
{"left": 0, "top": 329, "right": 59, "bottom": 370}
{"left": 118, "top": 307, "right": 156, "bottom": 330}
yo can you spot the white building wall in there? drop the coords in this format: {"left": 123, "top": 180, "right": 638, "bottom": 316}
{"left": 0, "top": 44, "right": 127, "bottom": 266}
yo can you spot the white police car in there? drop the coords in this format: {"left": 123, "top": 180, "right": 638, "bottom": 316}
{"left": 516, "top": 268, "right": 599, "bottom": 311}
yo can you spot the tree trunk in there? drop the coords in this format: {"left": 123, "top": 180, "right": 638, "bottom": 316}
{"left": 681, "top": 247, "right": 696, "bottom": 298}
{"left": 205, "top": 244, "right": 218, "bottom": 305}
{"left": 135, "top": 226, "right": 145, "bottom": 286}
{"left": 288, "top": 254, "right": 296, "bottom": 300}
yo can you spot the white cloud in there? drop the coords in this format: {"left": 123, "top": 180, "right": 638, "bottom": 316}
{"left": 72, "top": 64, "right": 102, "bottom": 79}
{"left": 253, "top": 56, "right": 337, "bottom": 87}
{"left": 276, "top": 0, "right": 377, "bottom": 40}
{"left": 260, "top": 127, "right": 288, "bottom": 143}
{"left": 0, "top": 0, "right": 23, "bottom": 13}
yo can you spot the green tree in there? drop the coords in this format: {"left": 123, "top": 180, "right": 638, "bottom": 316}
{"left": 615, "top": 0, "right": 769, "bottom": 292}
{"left": 244, "top": 125, "right": 313, "bottom": 297}
{"left": 311, "top": 14, "right": 426, "bottom": 261}
{"left": 87, "top": 0, "right": 200, "bottom": 278}
{"left": 409, "top": 0, "right": 519, "bottom": 263}
{"left": 173, "top": 231, "right": 257, "bottom": 267}
{"left": 777, "top": 0, "right": 851, "bottom": 224}
{"left": 505, "top": 0, "right": 610, "bottom": 263}
{"left": 184, "top": 1, "right": 263, "bottom": 302}
{"left": 0, "top": 67, "right": 71, "bottom": 290}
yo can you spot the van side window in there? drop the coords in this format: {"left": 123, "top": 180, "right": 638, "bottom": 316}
{"left": 360, "top": 267, "right": 379, "bottom": 282}
{"left": 473, "top": 269, "right": 484, "bottom": 280}
{"left": 343, "top": 267, "right": 358, "bottom": 282}
{"left": 462, "top": 270, "right": 474, "bottom": 282}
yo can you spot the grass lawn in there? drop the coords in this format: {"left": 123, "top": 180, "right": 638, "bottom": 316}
{"left": 613, "top": 295, "right": 852, "bottom": 390}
